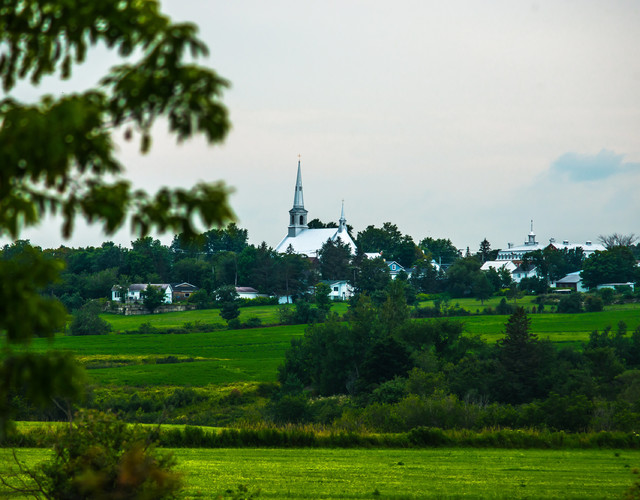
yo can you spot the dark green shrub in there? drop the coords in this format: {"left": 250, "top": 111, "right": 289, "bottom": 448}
{"left": 408, "top": 426, "right": 451, "bottom": 447}
{"left": 137, "top": 321, "right": 158, "bottom": 334}
{"left": 584, "top": 295, "right": 604, "bottom": 312}
{"left": 27, "top": 410, "right": 181, "bottom": 498}
{"left": 166, "top": 387, "right": 206, "bottom": 408}
{"left": 227, "top": 318, "right": 241, "bottom": 330}
{"left": 244, "top": 317, "right": 262, "bottom": 328}
{"left": 268, "top": 394, "right": 312, "bottom": 424}
{"left": 221, "top": 301, "right": 240, "bottom": 322}
{"left": 557, "top": 292, "right": 583, "bottom": 313}
{"left": 496, "top": 297, "right": 513, "bottom": 315}
{"left": 371, "top": 377, "right": 408, "bottom": 404}
{"left": 68, "top": 301, "right": 111, "bottom": 335}
{"left": 598, "top": 287, "right": 616, "bottom": 305}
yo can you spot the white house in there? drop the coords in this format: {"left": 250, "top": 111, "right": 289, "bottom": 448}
{"left": 235, "top": 286, "right": 260, "bottom": 299}
{"left": 481, "top": 260, "right": 537, "bottom": 284}
{"left": 552, "top": 271, "right": 588, "bottom": 293}
{"left": 323, "top": 280, "right": 353, "bottom": 301}
{"left": 511, "top": 264, "right": 539, "bottom": 283}
{"left": 275, "top": 160, "right": 357, "bottom": 258}
{"left": 480, "top": 260, "right": 518, "bottom": 274}
{"left": 111, "top": 283, "right": 174, "bottom": 304}
{"left": 596, "top": 282, "right": 636, "bottom": 292}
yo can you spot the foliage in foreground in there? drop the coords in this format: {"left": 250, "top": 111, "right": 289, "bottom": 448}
{"left": 0, "top": 0, "right": 233, "bottom": 436}
{"left": 2, "top": 410, "right": 181, "bottom": 499}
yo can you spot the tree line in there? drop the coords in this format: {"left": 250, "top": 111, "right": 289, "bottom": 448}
{"left": 274, "top": 281, "right": 640, "bottom": 432}
{"left": 2, "top": 224, "right": 637, "bottom": 315}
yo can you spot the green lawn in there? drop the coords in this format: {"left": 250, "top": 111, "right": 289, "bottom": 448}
{"left": 101, "top": 302, "right": 350, "bottom": 331}
{"left": 31, "top": 325, "right": 306, "bottom": 386}
{"left": 418, "top": 295, "right": 538, "bottom": 311}
{"left": 2, "top": 448, "right": 638, "bottom": 499}
{"left": 461, "top": 309, "right": 640, "bottom": 345}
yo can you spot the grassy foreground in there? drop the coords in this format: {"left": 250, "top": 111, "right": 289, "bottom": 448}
{"left": 3, "top": 447, "right": 638, "bottom": 499}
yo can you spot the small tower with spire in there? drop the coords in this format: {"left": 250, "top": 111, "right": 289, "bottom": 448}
{"left": 288, "top": 158, "right": 308, "bottom": 237}
{"left": 525, "top": 219, "right": 537, "bottom": 246}
{"left": 337, "top": 200, "right": 347, "bottom": 233}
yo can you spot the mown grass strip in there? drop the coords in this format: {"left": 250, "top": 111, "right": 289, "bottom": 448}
{"left": 2, "top": 447, "right": 637, "bottom": 499}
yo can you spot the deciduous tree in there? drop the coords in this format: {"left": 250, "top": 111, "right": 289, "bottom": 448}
{"left": 0, "top": 0, "right": 233, "bottom": 435}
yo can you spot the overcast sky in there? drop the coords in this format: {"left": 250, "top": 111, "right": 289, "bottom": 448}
{"left": 7, "top": 0, "right": 640, "bottom": 253}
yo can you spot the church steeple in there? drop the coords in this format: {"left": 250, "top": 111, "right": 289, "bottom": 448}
{"left": 288, "top": 158, "right": 308, "bottom": 237}
{"left": 338, "top": 200, "right": 347, "bottom": 232}
{"left": 526, "top": 219, "right": 537, "bottom": 246}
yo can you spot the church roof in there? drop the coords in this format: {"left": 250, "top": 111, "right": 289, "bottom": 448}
{"left": 275, "top": 227, "right": 356, "bottom": 257}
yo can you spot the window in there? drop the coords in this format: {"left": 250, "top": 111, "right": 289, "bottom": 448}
{"left": 299, "top": 215, "right": 304, "bottom": 225}
{"left": 333, "top": 287, "right": 338, "bottom": 292}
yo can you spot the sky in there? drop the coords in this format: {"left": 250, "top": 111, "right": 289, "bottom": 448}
{"left": 6, "top": 0, "right": 640, "bottom": 253}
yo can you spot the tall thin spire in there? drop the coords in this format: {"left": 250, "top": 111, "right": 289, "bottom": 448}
{"left": 338, "top": 200, "right": 346, "bottom": 232}
{"left": 293, "top": 159, "right": 304, "bottom": 208}
{"left": 288, "top": 157, "right": 308, "bottom": 237}
{"left": 527, "top": 219, "right": 537, "bottom": 245}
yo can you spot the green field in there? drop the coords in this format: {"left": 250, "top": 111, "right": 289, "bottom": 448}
{"left": 462, "top": 309, "right": 640, "bottom": 345}
{"left": 3, "top": 447, "right": 638, "bottom": 499}
{"left": 33, "top": 325, "right": 305, "bottom": 386}
{"left": 101, "top": 302, "right": 350, "bottom": 332}
{"left": 27, "top": 304, "right": 639, "bottom": 387}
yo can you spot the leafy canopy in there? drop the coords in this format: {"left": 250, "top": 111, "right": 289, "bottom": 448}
{"left": 0, "top": 0, "right": 233, "bottom": 435}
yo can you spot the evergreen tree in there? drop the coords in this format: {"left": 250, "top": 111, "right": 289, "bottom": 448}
{"left": 141, "top": 284, "right": 166, "bottom": 313}
{"left": 495, "top": 308, "right": 551, "bottom": 403}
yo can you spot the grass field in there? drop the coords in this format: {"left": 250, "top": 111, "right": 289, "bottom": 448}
{"left": 101, "top": 302, "right": 350, "bottom": 331}
{"left": 2, "top": 447, "right": 638, "bottom": 499}
{"left": 32, "top": 325, "right": 305, "bottom": 386}
{"left": 29, "top": 304, "right": 640, "bottom": 387}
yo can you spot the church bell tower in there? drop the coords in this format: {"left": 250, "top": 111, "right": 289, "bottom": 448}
{"left": 288, "top": 159, "right": 308, "bottom": 237}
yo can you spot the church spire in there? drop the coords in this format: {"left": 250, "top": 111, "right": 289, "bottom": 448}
{"left": 293, "top": 158, "right": 304, "bottom": 208}
{"left": 288, "top": 157, "right": 308, "bottom": 237}
{"left": 338, "top": 200, "right": 347, "bottom": 232}
{"left": 526, "top": 219, "right": 537, "bottom": 246}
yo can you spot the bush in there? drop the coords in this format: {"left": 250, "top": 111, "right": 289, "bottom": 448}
{"left": 25, "top": 410, "right": 181, "bottom": 498}
{"left": 408, "top": 426, "right": 451, "bottom": 447}
{"left": 137, "top": 321, "right": 158, "bottom": 334}
{"left": 68, "top": 301, "right": 111, "bottom": 335}
{"left": 244, "top": 317, "right": 263, "bottom": 328}
{"left": 268, "top": 394, "right": 312, "bottom": 424}
{"left": 598, "top": 287, "right": 616, "bottom": 305}
{"left": 557, "top": 292, "right": 583, "bottom": 313}
{"left": 496, "top": 298, "right": 513, "bottom": 315}
{"left": 221, "top": 300, "right": 240, "bottom": 323}
{"left": 584, "top": 295, "right": 604, "bottom": 312}
{"left": 227, "top": 318, "right": 242, "bottom": 330}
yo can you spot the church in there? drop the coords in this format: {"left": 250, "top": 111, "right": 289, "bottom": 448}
{"left": 275, "top": 160, "right": 357, "bottom": 258}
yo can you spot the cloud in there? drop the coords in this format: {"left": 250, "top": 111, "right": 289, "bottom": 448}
{"left": 549, "top": 149, "right": 640, "bottom": 182}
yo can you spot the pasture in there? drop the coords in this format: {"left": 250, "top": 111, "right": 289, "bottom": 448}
{"left": 28, "top": 304, "right": 638, "bottom": 387}
{"left": 2, "top": 447, "right": 638, "bottom": 499}
{"left": 33, "top": 325, "right": 305, "bottom": 386}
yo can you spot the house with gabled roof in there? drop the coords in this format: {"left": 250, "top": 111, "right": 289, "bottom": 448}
{"left": 322, "top": 280, "right": 353, "bottom": 301}
{"left": 112, "top": 282, "right": 199, "bottom": 303}
{"left": 171, "top": 282, "right": 199, "bottom": 301}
